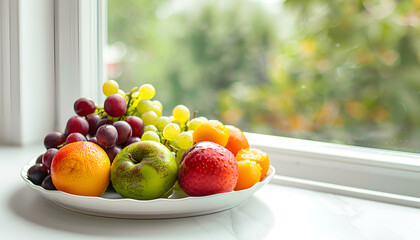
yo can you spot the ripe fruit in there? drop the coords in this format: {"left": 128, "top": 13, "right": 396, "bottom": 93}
{"left": 172, "top": 105, "right": 190, "bottom": 123}
{"left": 113, "top": 121, "right": 132, "bottom": 145}
{"left": 234, "top": 160, "right": 261, "bottom": 191}
{"left": 102, "top": 80, "right": 119, "bottom": 96}
{"left": 51, "top": 142, "right": 111, "bottom": 196}
{"left": 111, "top": 141, "right": 178, "bottom": 200}
{"left": 42, "top": 175, "right": 57, "bottom": 190}
{"left": 42, "top": 148, "right": 59, "bottom": 169}
{"left": 192, "top": 120, "right": 230, "bottom": 147}
{"left": 44, "top": 132, "right": 66, "bottom": 149}
{"left": 27, "top": 163, "right": 49, "bottom": 185}
{"left": 96, "top": 125, "right": 118, "bottom": 148}
{"left": 163, "top": 123, "right": 181, "bottom": 141}
{"left": 178, "top": 141, "right": 239, "bottom": 196}
{"left": 87, "top": 114, "right": 101, "bottom": 136}
{"left": 104, "top": 94, "right": 127, "bottom": 117}
{"left": 74, "top": 97, "right": 96, "bottom": 116}
{"left": 176, "top": 132, "right": 193, "bottom": 149}
{"left": 224, "top": 125, "right": 249, "bottom": 156}
{"left": 126, "top": 116, "right": 144, "bottom": 138}
{"left": 138, "top": 84, "right": 156, "bottom": 99}
{"left": 65, "top": 132, "right": 87, "bottom": 144}
{"left": 236, "top": 148, "right": 270, "bottom": 181}
{"left": 65, "top": 116, "right": 89, "bottom": 136}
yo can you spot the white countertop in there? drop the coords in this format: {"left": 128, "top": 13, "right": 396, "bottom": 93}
{"left": 2, "top": 144, "right": 420, "bottom": 240}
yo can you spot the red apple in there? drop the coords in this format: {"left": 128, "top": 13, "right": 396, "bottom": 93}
{"left": 178, "top": 141, "right": 239, "bottom": 196}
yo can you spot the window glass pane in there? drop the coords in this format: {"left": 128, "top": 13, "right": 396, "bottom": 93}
{"left": 107, "top": 0, "right": 420, "bottom": 153}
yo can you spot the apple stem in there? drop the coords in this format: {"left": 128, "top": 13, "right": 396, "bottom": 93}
{"left": 128, "top": 153, "right": 137, "bottom": 163}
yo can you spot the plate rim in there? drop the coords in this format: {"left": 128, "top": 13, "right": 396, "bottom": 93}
{"left": 20, "top": 157, "right": 275, "bottom": 218}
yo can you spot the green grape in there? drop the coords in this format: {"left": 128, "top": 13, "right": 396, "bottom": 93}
{"left": 172, "top": 105, "right": 190, "bottom": 123}
{"left": 136, "top": 99, "right": 154, "bottom": 115}
{"left": 163, "top": 123, "right": 181, "bottom": 141}
{"left": 175, "top": 149, "right": 186, "bottom": 166}
{"left": 141, "top": 111, "right": 158, "bottom": 126}
{"left": 198, "top": 116, "right": 208, "bottom": 122}
{"left": 102, "top": 80, "right": 119, "bottom": 97}
{"left": 144, "top": 125, "right": 158, "bottom": 133}
{"left": 138, "top": 84, "right": 155, "bottom": 100}
{"left": 188, "top": 118, "right": 204, "bottom": 131}
{"left": 141, "top": 131, "right": 160, "bottom": 142}
{"left": 153, "top": 105, "right": 162, "bottom": 117}
{"left": 118, "top": 89, "right": 128, "bottom": 102}
{"left": 177, "top": 132, "right": 193, "bottom": 149}
{"left": 153, "top": 100, "right": 163, "bottom": 110}
{"left": 155, "top": 116, "right": 171, "bottom": 132}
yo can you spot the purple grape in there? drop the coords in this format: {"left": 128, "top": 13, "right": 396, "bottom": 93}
{"left": 74, "top": 97, "right": 96, "bottom": 116}
{"left": 101, "top": 113, "right": 109, "bottom": 119}
{"left": 36, "top": 154, "right": 44, "bottom": 164}
{"left": 65, "top": 116, "right": 89, "bottom": 136}
{"left": 105, "top": 145, "right": 122, "bottom": 163}
{"left": 27, "top": 164, "right": 49, "bottom": 185}
{"left": 113, "top": 121, "right": 132, "bottom": 145}
{"left": 96, "top": 125, "right": 118, "bottom": 148}
{"left": 44, "top": 132, "right": 66, "bottom": 149}
{"left": 66, "top": 132, "right": 87, "bottom": 144}
{"left": 42, "top": 148, "right": 58, "bottom": 170}
{"left": 104, "top": 94, "right": 127, "bottom": 117}
{"left": 87, "top": 114, "right": 101, "bottom": 136}
{"left": 96, "top": 118, "right": 114, "bottom": 130}
{"left": 88, "top": 137, "right": 98, "bottom": 144}
{"left": 123, "top": 136, "right": 141, "bottom": 148}
{"left": 125, "top": 116, "right": 144, "bottom": 138}
{"left": 42, "top": 175, "right": 57, "bottom": 190}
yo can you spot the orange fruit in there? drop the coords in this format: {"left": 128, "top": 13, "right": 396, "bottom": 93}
{"left": 234, "top": 160, "right": 261, "bottom": 191}
{"left": 51, "top": 141, "right": 111, "bottom": 196}
{"left": 192, "top": 120, "right": 230, "bottom": 147}
{"left": 236, "top": 148, "right": 270, "bottom": 181}
{"left": 224, "top": 125, "right": 249, "bottom": 156}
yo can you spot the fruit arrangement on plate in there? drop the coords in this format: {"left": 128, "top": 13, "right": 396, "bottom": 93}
{"left": 25, "top": 80, "right": 272, "bottom": 201}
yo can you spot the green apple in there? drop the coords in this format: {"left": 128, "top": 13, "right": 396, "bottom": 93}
{"left": 111, "top": 141, "right": 178, "bottom": 200}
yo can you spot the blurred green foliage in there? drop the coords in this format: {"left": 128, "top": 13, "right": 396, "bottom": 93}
{"left": 108, "top": 0, "right": 420, "bottom": 153}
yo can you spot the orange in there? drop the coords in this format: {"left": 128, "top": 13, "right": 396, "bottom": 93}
{"left": 234, "top": 160, "right": 261, "bottom": 191}
{"left": 192, "top": 120, "right": 230, "bottom": 147}
{"left": 236, "top": 148, "right": 270, "bottom": 181}
{"left": 224, "top": 125, "right": 249, "bottom": 156}
{"left": 51, "top": 141, "right": 110, "bottom": 196}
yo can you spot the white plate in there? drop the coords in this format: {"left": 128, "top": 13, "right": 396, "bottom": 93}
{"left": 21, "top": 158, "right": 275, "bottom": 219}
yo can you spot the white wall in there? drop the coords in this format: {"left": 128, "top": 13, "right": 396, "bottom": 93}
{"left": 0, "top": 0, "right": 55, "bottom": 145}
{"left": 19, "top": 0, "right": 55, "bottom": 143}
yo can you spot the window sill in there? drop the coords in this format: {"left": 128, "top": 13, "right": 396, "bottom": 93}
{"left": 246, "top": 132, "right": 420, "bottom": 207}
{"left": 3, "top": 143, "right": 420, "bottom": 239}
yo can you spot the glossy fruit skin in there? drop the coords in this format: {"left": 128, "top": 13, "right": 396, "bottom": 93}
{"left": 111, "top": 141, "right": 178, "bottom": 200}
{"left": 224, "top": 125, "right": 249, "bottom": 156}
{"left": 27, "top": 164, "right": 49, "bottom": 185}
{"left": 178, "top": 141, "right": 239, "bottom": 196}
{"left": 125, "top": 116, "right": 144, "bottom": 138}
{"left": 236, "top": 148, "right": 270, "bottom": 181}
{"left": 51, "top": 141, "right": 110, "bottom": 196}
{"left": 65, "top": 132, "right": 87, "bottom": 144}
{"left": 42, "top": 148, "right": 59, "bottom": 170}
{"left": 192, "top": 120, "right": 229, "bottom": 147}
{"left": 65, "top": 116, "right": 89, "bottom": 136}
{"left": 44, "top": 132, "right": 66, "bottom": 149}
{"left": 74, "top": 97, "right": 96, "bottom": 116}
{"left": 104, "top": 94, "right": 127, "bottom": 117}
{"left": 42, "top": 175, "right": 57, "bottom": 190}
{"left": 234, "top": 160, "right": 261, "bottom": 191}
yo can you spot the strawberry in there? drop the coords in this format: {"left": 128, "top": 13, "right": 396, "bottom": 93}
{"left": 178, "top": 141, "right": 239, "bottom": 196}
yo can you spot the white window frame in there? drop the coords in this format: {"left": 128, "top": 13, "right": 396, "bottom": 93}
{"left": 2, "top": 0, "right": 420, "bottom": 208}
